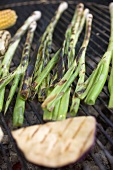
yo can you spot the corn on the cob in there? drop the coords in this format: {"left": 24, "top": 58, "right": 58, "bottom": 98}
{"left": 0, "top": 9, "right": 17, "bottom": 30}
{"left": 0, "top": 30, "right": 11, "bottom": 57}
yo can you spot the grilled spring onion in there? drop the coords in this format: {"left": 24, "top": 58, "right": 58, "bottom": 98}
{"left": 20, "top": 42, "right": 40, "bottom": 100}
{"left": 70, "top": 14, "right": 93, "bottom": 116}
{"left": 56, "top": 8, "right": 90, "bottom": 120}
{"left": 4, "top": 21, "right": 37, "bottom": 121}
{"left": 43, "top": 5, "right": 89, "bottom": 120}
{"left": 52, "top": 3, "right": 86, "bottom": 84}
{"left": 50, "top": 4, "right": 85, "bottom": 120}
{"left": 0, "top": 11, "right": 41, "bottom": 112}
{"left": 31, "top": 49, "right": 61, "bottom": 94}
{"left": 12, "top": 22, "right": 37, "bottom": 127}
{"left": 76, "top": 3, "right": 113, "bottom": 106}
{"left": 34, "top": 2, "right": 68, "bottom": 76}
{"left": 67, "top": 3, "right": 84, "bottom": 68}
{"left": 32, "top": 2, "right": 68, "bottom": 101}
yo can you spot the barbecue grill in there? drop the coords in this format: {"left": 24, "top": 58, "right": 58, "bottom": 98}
{"left": 0, "top": 0, "right": 113, "bottom": 170}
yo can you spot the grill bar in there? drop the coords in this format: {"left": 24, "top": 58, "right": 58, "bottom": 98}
{"left": 80, "top": 104, "right": 113, "bottom": 143}
{"left": 96, "top": 139, "right": 113, "bottom": 169}
{"left": 90, "top": 152, "right": 106, "bottom": 170}
{"left": 93, "top": 4, "right": 109, "bottom": 14}
{"left": 89, "top": 6, "right": 110, "bottom": 20}
{"left": 80, "top": 105, "right": 113, "bottom": 169}
{"left": 28, "top": 101, "right": 44, "bottom": 124}
{"left": 97, "top": 124, "right": 113, "bottom": 146}
{"left": 71, "top": 5, "right": 110, "bottom": 31}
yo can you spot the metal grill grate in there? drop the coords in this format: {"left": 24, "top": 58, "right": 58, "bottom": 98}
{"left": 0, "top": 1, "right": 113, "bottom": 170}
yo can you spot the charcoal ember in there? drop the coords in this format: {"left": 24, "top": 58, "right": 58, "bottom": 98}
{"left": 106, "top": 127, "right": 113, "bottom": 140}
{"left": 8, "top": 143, "right": 13, "bottom": 150}
{"left": 82, "top": 160, "right": 99, "bottom": 170}
{"left": 85, "top": 154, "right": 93, "bottom": 161}
{"left": 96, "top": 125, "right": 107, "bottom": 145}
{"left": 98, "top": 133, "right": 107, "bottom": 145}
{"left": 0, "top": 153, "right": 4, "bottom": 165}
{"left": 10, "top": 151, "right": 18, "bottom": 163}
{"left": 1, "top": 163, "right": 7, "bottom": 170}
{"left": 25, "top": 102, "right": 32, "bottom": 111}
{"left": 65, "top": 162, "right": 82, "bottom": 170}
{"left": 26, "top": 111, "right": 39, "bottom": 124}
{"left": 2, "top": 135, "right": 9, "bottom": 144}
{"left": 99, "top": 91, "right": 108, "bottom": 99}
{"left": 77, "top": 108, "right": 86, "bottom": 116}
{"left": 93, "top": 144, "right": 100, "bottom": 153}
{"left": 23, "top": 119, "right": 29, "bottom": 127}
{"left": 106, "top": 142, "right": 113, "bottom": 154}
{"left": 7, "top": 118, "right": 13, "bottom": 130}
{"left": 95, "top": 151, "right": 110, "bottom": 170}
{"left": 12, "top": 162, "right": 21, "bottom": 170}
{"left": 99, "top": 151, "right": 109, "bottom": 166}
{"left": 88, "top": 106, "right": 99, "bottom": 117}
{"left": 73, "top": 163, "right": 82, "bottom": 170}
{"left": 27, "top": 163, "right": 39, "bottom": 170}
{"left": 105, "top": 127, "right": 113, "bottom": 154}
{"left": 110, "top": 114, "right": 113, "bottom": 122}
{"left": 33, "top": 101, "right": 43, "bottom": 115}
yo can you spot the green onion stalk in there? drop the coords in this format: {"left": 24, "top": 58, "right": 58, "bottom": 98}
{"left": 52, "top": 3, "right": 86, "bottom": 83}
{"left": 70, "top": 14, "right": 93, "bottom": 116}
{"left": 33, "top": 2, "right": 68, "bottom": 79}
{"left": 49, "top": 3, "right": 85, "bottom": 78}
{"left": 67, "top": 3, "right": 84, "bottom": 67}
{"left": 31, "top": 49, "right": 61, "bottom": 96}
{"left": 61, "top": 3, "right": 84, "bottom": 70}
{"left": 0, "top": 11, "right": 41, "bottom": 112}
{"left": 32, "top": 2, "right": 68, "bottom": 101}
{"left": 58, "top": 7, "right": 90, "bottom": 120}
{"left": 20, "top": 42, "right": 40, "bottom": 100}
{"left": 42, "top": 6, "right": 90, "bottom": 120}
{"left": 47, "top": 3, "right": 84, "bottom": 120}
{"left": 4, "top": 21, "right": 37, "bottom": 118}
{"left": 76, "top": 3, "right": 113, "bottom": 105}
{"left": 51, "top": 4, "right": 88, "bottom": 120}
